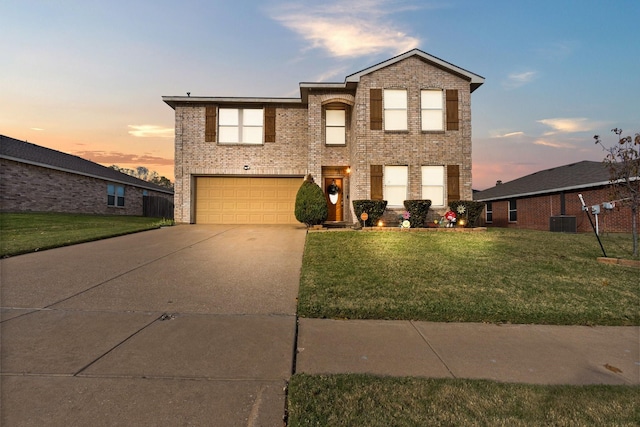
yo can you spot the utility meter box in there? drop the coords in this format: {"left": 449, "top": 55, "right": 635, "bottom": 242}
{"left": 591, "top": 205, "right": 601, "bottom": 215}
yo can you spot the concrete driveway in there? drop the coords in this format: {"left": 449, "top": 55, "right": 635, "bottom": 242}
{"left": 1, "top": 225, "right": 307, "bottom": 426}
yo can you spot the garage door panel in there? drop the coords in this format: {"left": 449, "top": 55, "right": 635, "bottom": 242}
{"left": 195, "top": 177, "right": 301, "bottom": 224}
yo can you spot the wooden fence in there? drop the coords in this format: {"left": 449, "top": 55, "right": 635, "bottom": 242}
{"left": 143, "top": 196, "right": 174, "bottom": 219}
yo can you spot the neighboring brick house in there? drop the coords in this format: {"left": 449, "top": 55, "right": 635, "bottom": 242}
{"left": 473, "top": 160, "right": 638, "bottom": 233}
{"left": 163, "top": 49, "right": 484, "bottom": 225}
{"left": 0, "top": 135, "right": 174, "bottom": 217}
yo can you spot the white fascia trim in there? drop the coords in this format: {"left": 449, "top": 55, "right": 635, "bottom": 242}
{"left": 0, "top": 155, "right": 174, "bottom": 195}
{"left": 162, "top": 96, "right": 302, "bottom": 108}
{"left": 345, "top": 49, "right": 485, "bottom": 88}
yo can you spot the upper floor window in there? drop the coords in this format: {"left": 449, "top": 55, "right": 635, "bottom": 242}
{"left": 509, "top": 199, "right": 517, "bottom": 222}
{"left": 218, "top": 108, "right": 263, "bottom": 144}
{"left": 325, "top": 109, "right": 346, "bottom": 145}
{"left": 485, "top": 202, "right": 493, "bottom": 223}
{"left": 384, "top": 165, "right": 408, "bottom": 207}
{"left": 421, "top": 89, "right": 444, "bottom": 131}
{"left": 107, "top": 184, "right": 125, "bottom": 207}
{"left": 421, "top": 166, "right": 445, "bottom": 206}
{"left": 383, "top": 89, "right": 407, "bottom": 131}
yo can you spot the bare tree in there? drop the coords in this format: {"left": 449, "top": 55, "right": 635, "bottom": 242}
{"left": 109, "top": 165, "right": 174, "bottom": 190}
{"left": 594, "top": 128, "right": 640, "bottom": 256}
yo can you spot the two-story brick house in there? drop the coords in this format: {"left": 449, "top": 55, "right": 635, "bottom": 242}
{"left": 163, "top": 49, "right": 484, "bottom": 225}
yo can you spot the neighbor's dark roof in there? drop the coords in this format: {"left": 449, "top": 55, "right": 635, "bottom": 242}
{"left": 0, "top": 135, "right": 173, "bottom": 194}
{"left": 473, "top": 161, "right": 613, "bottom": 201}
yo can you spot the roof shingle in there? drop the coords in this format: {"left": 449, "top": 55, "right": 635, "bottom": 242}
{"left": 0, "top": 135, "right": 173, "bottom": 194}
{"left": 474, "top": 161, "right": 612, "bottom": 201}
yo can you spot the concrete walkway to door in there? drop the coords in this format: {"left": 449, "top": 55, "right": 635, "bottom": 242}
{"left": 1, "top": 225, "right": 307, "bottom": 426}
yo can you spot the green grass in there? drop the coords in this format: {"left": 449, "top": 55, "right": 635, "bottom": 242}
{"left": 287, "top": 374, "right": 640, "bottom": 427}
{"left": 298, "top": 229, "right": 639, "bottom": 325}
{"left": 0, "top": 212, "right": 173, "bottom": 257}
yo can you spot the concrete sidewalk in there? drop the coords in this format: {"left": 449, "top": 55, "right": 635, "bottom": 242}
{"left": 295, "top": 319, "right": 639, "bottom": 385}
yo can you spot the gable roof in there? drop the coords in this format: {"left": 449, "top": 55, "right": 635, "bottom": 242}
{"left": 473, "top": 161, "right": 614, "bottom": 201}
{"left": 344, "top": 49, "right": 485, "bottom": 92}
{"left": 0, "top": 135, "right": 173, "bottom": 194}
{"left": 163, "top": 49, "right": 485, "bottom": 108}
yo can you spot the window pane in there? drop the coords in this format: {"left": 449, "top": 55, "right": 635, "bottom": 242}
{"left": 385, "top": 166, "right": 408, "bottom": 185}
{"left": 422, "top": 110, "right": 443, "bottom": 131}
{"left": 421, "top": 166, "right": 444, "bottom": 185}
{"left": 384, "top": 166, "right": 407, "bottom": 206}
{"left": 386, "top": 186, "right": 406, "bottom": 206}
{"left": 107, "top": 184, "right": 115, "bottom": 195}
{"left": 384, "top": 110, "right": 407, "bottom": 130}
{"left": 219, "top": 109, "right": 238, "bottom": 125}
{"left": 422, "top": 186, "right": 444, "bottom": 206}
{"left": 219, "top": 127, "right": 239, "bottom": 143}
{"left": 384, "top": 89, "right": 407, "bottom": 108}
{"left": 326, "top": 127, "right": 346, "bottom": 145}
{"left": 421, "top": 90, "right": 442, "bottom": 108}
{"left": 117, "top": 197, "right": 125, "bottom": 207}
{"left": 116, "top": 186, "right": 124, "bottom": 197}
{"left": 243, "top": 109, "right": 263, "bottom": 126}
{"left": 107, "top": 195, "right": 115, "bottom": 206}
{"left": 242, "top": 126, "right": 263, "bottom": 144}
{"left": 326, "top": 109, "right": 345, "bottom": 126}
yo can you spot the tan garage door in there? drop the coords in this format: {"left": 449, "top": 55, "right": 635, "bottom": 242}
{"left": 195, "top": 177, "right": 302, "bottom": 224}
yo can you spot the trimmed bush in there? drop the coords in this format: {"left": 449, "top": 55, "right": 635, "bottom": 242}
{"left": 403, "top": 200, "right": 432, "bottom": 228}
{"left": 448, "top": 200, "right": 485, "bottom": 227}
{"left": 352, "top": 200, "right": 387, "bottom": 227}
{"left": 295, "top": 176, "right": 328, "bottom": 227}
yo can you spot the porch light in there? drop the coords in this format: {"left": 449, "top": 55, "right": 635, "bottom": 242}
{"left": 346, "top": 167, "right": 351, "bottom": 174}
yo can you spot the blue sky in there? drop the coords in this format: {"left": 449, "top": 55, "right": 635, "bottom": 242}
{"left": 1, "top": 0, "right": 638, "bottom": 190}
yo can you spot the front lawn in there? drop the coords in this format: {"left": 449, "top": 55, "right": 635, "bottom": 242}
{"left": 287, "top": 374, "right": 639, "bottom": 427}
{"left": 298, "top": 229, "right": 639, "bottom": 325}
{"left": 0, "top": 212, "right": 173, "bottom": 257}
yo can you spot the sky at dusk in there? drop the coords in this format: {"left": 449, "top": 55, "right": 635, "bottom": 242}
{"left": 2, "top": 0, "right": 638, "bottom": 190}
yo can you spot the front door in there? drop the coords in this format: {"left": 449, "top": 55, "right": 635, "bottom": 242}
{"left": 324, "top": 178, "right": 343, "bottom": 221}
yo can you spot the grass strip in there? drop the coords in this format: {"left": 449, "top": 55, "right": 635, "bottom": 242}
{"left": 287, "top": 374, "right": 640, "bottom": 427}
{"left": 298, "top": 229, "right": 639, "bottom": 325}
{"left": 0, "top": 212, "right": 173, "bottom": 257}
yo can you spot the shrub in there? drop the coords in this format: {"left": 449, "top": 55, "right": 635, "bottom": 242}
{"left": 448, "top": 200, "right": 485, "bottom": 227}
{"left": 295, "top": 176, "right": 328, "bottom": 227}
{"left": 403, "top": 200, "right": 432, "bottom": 228}
{"left": 352, "top": 200, "right": 387, "bottom": 227}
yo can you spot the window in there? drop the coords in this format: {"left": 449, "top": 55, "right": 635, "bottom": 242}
{"left": 486, "top": 202, "right": 493, "bottom": 223}
{"left": 384, "top": 166, "right": 408, "bottom": 207}
{"left": 383, "top": 89, "right": 407, "bottom": 131}
{"left": 509, "top": 199, "right": 517, "bottom": 222}
{"left": 218, "top": 108, "right": 263, "bottom": 144}
{"left": 421, "top": 89, "right": 443, "bottom": 131}
{"left": 421, "top": 166, "right": 445, "bottom": 206}
{"left": 325, "top": 109, "right": 346, "bottom": 145}
{"left": 107, "top": 184, "right": 125, "bottom": 207}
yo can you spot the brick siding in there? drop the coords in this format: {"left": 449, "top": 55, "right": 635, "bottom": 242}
{"left": 172, "top": 56, "right": 475, "bottom": 224}
{"left": 481, "top": 187, "right": 637, "bottom": 233}
{"left": 0, "top": 159, "right": 173, "bottom": 216}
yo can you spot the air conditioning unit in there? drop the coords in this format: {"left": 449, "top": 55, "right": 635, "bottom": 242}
{"left": 550, "top": 215, "right": 577, "bottom": 233}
